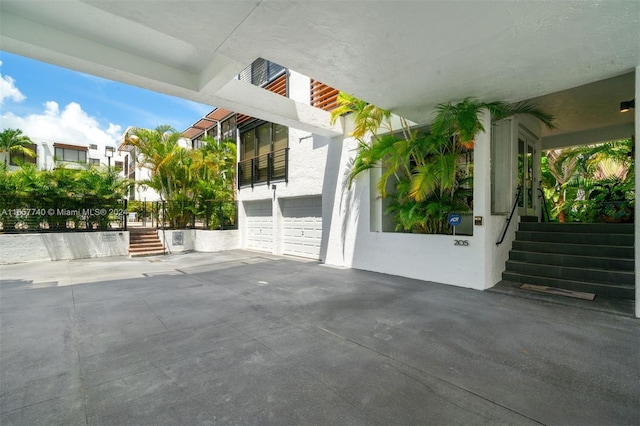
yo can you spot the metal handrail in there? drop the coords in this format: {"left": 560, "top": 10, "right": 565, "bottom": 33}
{"left": 537, "top": 187, "right": 550, "bottom": 222}
{"left": 496, "top": 186, "right": 522, "bottom": 246}
{"left": 161, "top": 200, "right": 167, "bottom": 255}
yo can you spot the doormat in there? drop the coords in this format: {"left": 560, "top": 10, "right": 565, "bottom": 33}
{"left": 520, "top": 284, "right": 596, "bottom": 301}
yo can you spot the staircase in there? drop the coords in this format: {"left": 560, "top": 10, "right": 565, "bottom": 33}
{"left": 129, "top": 228, "right": 165, "bottom": 257}
{"left": 502, "top": 222, "right": 635, "bottom": 300}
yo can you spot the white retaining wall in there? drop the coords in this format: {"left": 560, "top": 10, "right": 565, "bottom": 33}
{"left": 0, "top": 231, "right": 129, "bottom": 264}
{"left": 159, "top": 229, "right": 239, "bottom": 254}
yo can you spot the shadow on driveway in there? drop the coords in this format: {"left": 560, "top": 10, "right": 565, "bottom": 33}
{"left": 1, "top": 251, "right": 638, "bottom": 425}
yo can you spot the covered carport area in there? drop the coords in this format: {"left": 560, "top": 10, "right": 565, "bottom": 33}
{"left": 3, "top": 0, "right": 637, "bottom": 315}
{"left": 0, "top": 251, "right": 638, "bottom": 424}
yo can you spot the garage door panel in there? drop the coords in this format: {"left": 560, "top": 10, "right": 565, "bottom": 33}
{"left": 245, "top": 200, "right": 272, "bottom": 252}
{"left": 282, "top": 197, "right": 322, "bottom": 259}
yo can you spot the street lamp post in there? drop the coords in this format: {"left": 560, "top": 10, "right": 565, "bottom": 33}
{"left": 105, "top": 146, "right": 115, "bottom": 170}
{"left": 104, "top": 146, "right": 116, "bottom": 229}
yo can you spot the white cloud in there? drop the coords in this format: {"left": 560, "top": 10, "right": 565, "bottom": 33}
{"left": 0, "top": 63, "right": 26, "bottom": 105}
{"left": 1, "top": 61, "right": 121, "bottom": 148}
{"left": 1, "top": 101, "right": 122, "bottom": 148}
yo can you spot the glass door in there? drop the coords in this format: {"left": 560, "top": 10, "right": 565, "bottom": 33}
{"left": 518, "top": 136, "right": 537, "bottom": 216}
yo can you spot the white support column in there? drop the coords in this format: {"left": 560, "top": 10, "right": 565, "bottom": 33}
{"left": 273, "top": 187, "right": 281, "bottom": 256}
{"left": 473, "top": 109, "right": 494, "bottom": 289}
{"left": 635, "top": 66, "right": 639, "bottom": 318}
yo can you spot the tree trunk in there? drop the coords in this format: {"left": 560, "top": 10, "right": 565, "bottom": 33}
{"left": 557, "top": 191, "right": 566, "bottom": 223}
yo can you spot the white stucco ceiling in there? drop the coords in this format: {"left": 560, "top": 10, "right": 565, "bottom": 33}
{"left": 0, "top": 0, "right": 638, "bottom": 138}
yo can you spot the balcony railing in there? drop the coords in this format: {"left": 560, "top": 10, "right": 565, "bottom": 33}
{"left": 238, "top": 148, "right": 289, "bottom": 188}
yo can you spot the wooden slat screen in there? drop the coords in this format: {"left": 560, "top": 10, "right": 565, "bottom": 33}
{"left": 207, "top": 108, "right": 232, "bottom": 121}
{"left": 236, "top": 114, "right": 253, "bottom": 125}
{"left": 310, "top": 80, "right": 339, "bottom": 111}
{"left": 264, "top": 73, "right": 287, "bottom": 97}
{"left": 53, "top": 143, "right": 88, "bottom": 151}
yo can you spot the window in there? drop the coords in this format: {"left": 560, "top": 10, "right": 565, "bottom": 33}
{"left": 240, "top": 121, "right": 288, "bottom": 160}
{"left": 54, "top": 145, "right": 87, "bottom": 163}
{"left": 89, "top": 144, "right": 98, "bottom": 150}
{"left": 238, "top": 58, "right": 285, "bottom": 87}
{"left": 205, "top": 124, "right": 218, "bottom": 141}
{"left": 192, "top": 138, "right": 206, "bottom": 150}
{"left": 241, "top": 129, "right": 255, "bottom": 160}
{"left": 89, "top": 158, "right": 100, "bottom": 165}
{"left": 221, "top": 115, "right": 236, "bottom": 141}
{"left": 238, "top": 121, "right": 288, "bottom": 187}
{"left": 126, "top": 156, "right": 135, "bottom": 179}
{"left": 9, "top": 143, "right": 37, "bottom": 166}
{"left": 114, "top": 161, "right": 123, "bottom": 171}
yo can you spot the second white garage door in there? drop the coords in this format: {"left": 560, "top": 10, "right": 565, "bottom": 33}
{"left": 245, "top": 200, "right": 273, "bottom": 252}
{"left": 282, "top": 196, "right": 322, "bottom": 259}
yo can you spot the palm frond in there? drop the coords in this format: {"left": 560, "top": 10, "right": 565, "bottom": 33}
{"left": 489, "top": 101, "right": 556, "bottom": 129}
{"left": 408, "top": 164, "right": 439, "bottom": 202}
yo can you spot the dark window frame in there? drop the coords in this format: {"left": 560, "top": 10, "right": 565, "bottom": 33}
{"left": 238, "top": 121, "right": 289, "bottom": 188}
{"left": 221, "top": 115, "right": 237, "bottom": 141}
{"left": 239, "top": 58, "right": 286, "bottom": 88}
{"left": 54, "top": 147, "right": 87, "bottom": 163}
{"left": 239, "top": 120, "right": 289, "bottom": 160}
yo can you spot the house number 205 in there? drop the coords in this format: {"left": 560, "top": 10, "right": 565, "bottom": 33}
{"left": 454, "top": 240, "right": 469, "bottom": 246}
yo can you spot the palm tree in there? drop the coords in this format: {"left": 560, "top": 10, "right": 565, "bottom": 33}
{"left": 126, "top": 126, "right": 238, "bottom": 229}
{"left": 543, "top": 149, "right": 579, "bottom": 222}
{"left": 126, "top": 125, "right": 183, "bottom": 200}
{"left": 331, "top": 94, "right": 555, "bottom": 233}
{"left": 329, "top": 92, "right": 393, "bottom": 140}
{"left": 0, "top": 128, "right": 36, "bottom": 166}
{"left": 544, "top": 139, "right": 635, "bottom": 223}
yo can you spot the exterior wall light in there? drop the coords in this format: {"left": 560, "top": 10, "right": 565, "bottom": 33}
{"left": 620, "top": 99, "right": 635, "bottom": 113}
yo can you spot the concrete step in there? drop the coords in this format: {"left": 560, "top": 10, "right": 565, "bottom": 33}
{"left": 505, "top": 260, "right": 634, "bottom": 286}
{"left": 130, "top": 249, "right": 166, "bottom": 257}
{"left": 505, "top": 220, "right": 635, "bottom": 301}
{"left": 511, "top": 240, "right": 634, "bottom": 259}
{"left": 129, "top": 227, "right": 164, "bottom": 257}
{"left": 518, "top": 222, "right": 634, "bottom": 234}
{"left": 508, "top": 250, "right": 635, "bottom": 272}
{"left": 129, "top": 230, "right": 158, "bottom": 234}
{"left": 514, "top": 230, "right": 634, "bottom": 246}
{"left": 130, "top": 241, "right": 165, "bottom": 249}
{"left": 130, "top": 246, "right": 164, "bottom": 252}
{"left": 501, "top": 271, "right": 634, "bottom": 300}
{"left": 130, "top": 235, "right": 160, "bottom": 242}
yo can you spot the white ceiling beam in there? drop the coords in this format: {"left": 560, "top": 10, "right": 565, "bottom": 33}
{"left": 542, "top": 123, "right": 635, "bottom": 150}
{"left": 0, "top": 11, "right": 200, "bottom": 91}
{"left": 211, "top": 79, "right": 343, "bottom": 137}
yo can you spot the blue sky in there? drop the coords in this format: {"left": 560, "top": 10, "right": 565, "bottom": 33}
{"left": 0, "top": 50, "right": 213, "bottom": 146}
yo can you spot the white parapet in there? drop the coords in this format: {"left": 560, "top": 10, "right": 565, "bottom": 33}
{"left": 0, "top": 231, "right": 129, "bottom": 264}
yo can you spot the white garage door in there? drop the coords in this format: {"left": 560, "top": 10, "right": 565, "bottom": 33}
{"left": 244, "top": 200, "right": 273, "bottom": 252}
{"left": 282, "top": 196, "right": 322, "bottom": 259}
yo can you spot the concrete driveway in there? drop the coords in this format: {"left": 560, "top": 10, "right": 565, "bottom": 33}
{"left": 1, "top": 251, "right": 638, "bottom": 425}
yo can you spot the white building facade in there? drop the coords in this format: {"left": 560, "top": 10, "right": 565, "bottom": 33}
{"left": 2, "top": 137, "right": 126, "bottom": 174}
{"left": 183, "top": 61, "right": 554, "bottom": 293}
